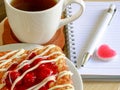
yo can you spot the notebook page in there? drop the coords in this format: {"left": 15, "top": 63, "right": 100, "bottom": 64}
{"left": 70, "top": 1, "right": 120, "bottom": 76}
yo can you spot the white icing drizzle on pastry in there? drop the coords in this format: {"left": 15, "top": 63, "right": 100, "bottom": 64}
{"left": 9, "top": 49, "right": 25, "bottom": 59}
{"left": 27, "top": 75, "right": 56, "bottom": 90}
{"left": 0, "top": 49, "right": 25, "bottom": 60}
{"left": 0, "top": 49, "right": 25, "bottom": 72}
{"left": 0, "top": 45, "right": 74, "bottom": 90}
{"left": 0, "top": 59, "right": 12, "bottom": 67}
{"left": 0, "top": 84, "right": 5, "bottom": 89}
{"left": 0, "top": 50, "right": 18, "bottom": 60}
{"left": 58, "top": 70, "right": 73, "bottom": 79}
{"left": 16, "top": 60, "right": 30, "bottom": 71}
{"left": 38, "top": 45, "right": 56, "bottom": 56}
{"left": 0, "top": 68, "right": 7, "bottom": 71}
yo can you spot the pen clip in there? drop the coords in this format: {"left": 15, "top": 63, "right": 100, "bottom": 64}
{"left": 108, "top": 6, "right": 117, "bottom": 25}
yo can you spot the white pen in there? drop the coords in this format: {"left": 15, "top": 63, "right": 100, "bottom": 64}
{"left": 77, "top": 4, "right": 116, "bottom": 68}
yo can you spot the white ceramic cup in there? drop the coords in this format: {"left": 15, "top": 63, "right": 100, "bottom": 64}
{"left": 4, "top": 0, "right": 85, "bottom": 44}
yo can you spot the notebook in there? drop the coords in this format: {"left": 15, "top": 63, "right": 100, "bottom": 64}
{"left": 65, "top": 1, "right": 120, "bottom": 81}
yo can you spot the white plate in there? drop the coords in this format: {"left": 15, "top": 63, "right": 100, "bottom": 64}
{"left": 0, "top": 43, "right": 83, "bottom": 90}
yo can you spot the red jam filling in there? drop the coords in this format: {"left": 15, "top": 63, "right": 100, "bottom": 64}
{"left": 5, "top": 52, "right": 58, "bottom": 90}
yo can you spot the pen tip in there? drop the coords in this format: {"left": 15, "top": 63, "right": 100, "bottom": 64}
{"left": 81, "top": 65, "right": 84, "bottom": 67}
{"left": 108, "top": 4, "right": 116, "bottom": 13}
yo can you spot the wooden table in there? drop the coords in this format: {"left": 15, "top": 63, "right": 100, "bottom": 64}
{"left": 0, "top": 0, "right": 120, "bottom": 90}
{"left": 84, "top": 81, "right": 120, "bottom": 90}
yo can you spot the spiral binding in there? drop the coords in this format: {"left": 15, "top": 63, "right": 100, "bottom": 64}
{"left": 65, "top": 5, "right": 77, "bottom": 66}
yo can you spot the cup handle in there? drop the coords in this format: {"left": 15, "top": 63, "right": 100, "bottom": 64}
{"left": 58, "top": 0, "right": 85, "bottom": 28}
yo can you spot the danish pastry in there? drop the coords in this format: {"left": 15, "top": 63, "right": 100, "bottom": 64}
{"left": 0, "top": 44, "right": 74, "bottom": 90}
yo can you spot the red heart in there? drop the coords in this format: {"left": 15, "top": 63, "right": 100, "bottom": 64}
{"left": 96, "top": 44, "right": 117, "bottom": 60}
